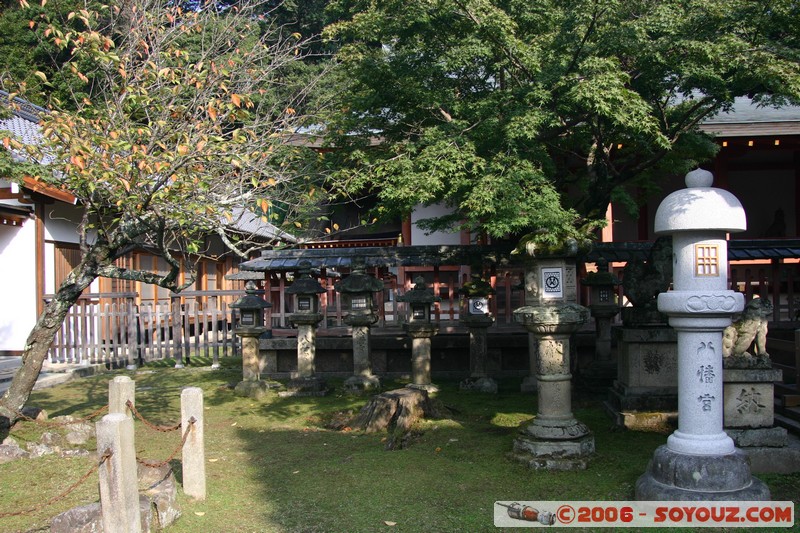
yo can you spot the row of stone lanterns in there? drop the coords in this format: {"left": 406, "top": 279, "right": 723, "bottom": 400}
{"left": 231, "top": 261, "right": 505, "bottom": 396}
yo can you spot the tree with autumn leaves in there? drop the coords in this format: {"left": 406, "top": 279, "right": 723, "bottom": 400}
{"left": 0, "top": 0, "right": 327, "bottom": 422}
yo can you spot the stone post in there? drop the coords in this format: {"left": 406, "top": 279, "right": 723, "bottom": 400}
{"left": 294, "top": 316, "right": 320, "bottom": 379}
{"left": 399, "top": 277, "right": 440, "bottom": 393}
{"left": 408, "top": 326, "right": 438, "bottom": 390}
{"left": 181, "top": 387, "right": 206, "bottom": 501}
{"left": 96, "top": 413, "right": 141, "bottom": 533}
{"left": 109, "top": 376, "right": 135, "bottom": 417}
{"left": 241, "top": 335, "right": 262, "bottom": 382}
{"left": 459, "top": 273, "right": 497, "bottom": 393}
{"left": 635, "top": 169, "right": 769, "bottom": 501}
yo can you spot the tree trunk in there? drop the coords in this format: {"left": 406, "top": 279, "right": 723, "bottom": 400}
{"left": 0, "top": 268, "right": 97, "bottom": 425}
{"left": 351, "top": 387, "right": 439, "bottom": 449}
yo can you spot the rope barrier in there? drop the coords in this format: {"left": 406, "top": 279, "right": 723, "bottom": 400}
{"left": 0, "top": 449, "right": 113, "bottom": 519}
{"left": 136, "top": 417, "right": 196, "bottom": 469}
{"left": 8, "top": 404, "right": 108, "bottom": 428}
{"left": 125, "top": 400, "right": 182, "bottom": 432}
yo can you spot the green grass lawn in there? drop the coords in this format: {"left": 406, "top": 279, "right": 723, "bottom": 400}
{"left": 1, "top": 357, "right": 798, "bottom": 532}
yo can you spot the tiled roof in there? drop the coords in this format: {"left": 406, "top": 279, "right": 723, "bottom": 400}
{"left": 0, "top": 90, "right": 44, "bottom": 148}
{"left": 223, "top": 207, "right": 298, "bottom": 243}
{"left": 700, "top": 97, "right": 800, "bottom": 137}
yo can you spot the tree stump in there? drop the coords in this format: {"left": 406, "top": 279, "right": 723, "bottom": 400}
{"left": 351, "top": 388, "right": 439, "bottom": 449}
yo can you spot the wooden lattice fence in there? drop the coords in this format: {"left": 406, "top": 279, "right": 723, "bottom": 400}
{"left": 46, "top": 291, "right": 241, "bottom": 366}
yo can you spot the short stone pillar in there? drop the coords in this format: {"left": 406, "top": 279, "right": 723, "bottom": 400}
{"left": 335, "top": 258, "right": 383, "bottom": 392}
{"left": 458, "top": 273, "right": 497, "bottom": 393}
{"left": 285, "top": 261, "right": 328, "bottom": 395}
{"left": 231, "top": 281, "right": 275, "bottom": 399}
{"left": 181, "top": 387, "right": 206, "bottom": 500}
{"left": 399, "top": 276, "right": 439, "bottom": 392}
{"left": 109, "top": 375, "right": 135, "bottom": 417}
{"left": 636, "top": 168, "right": 769, "bottom": 501}
{"left": 512, "top": 250, "right": 593, "bottom": 470}
{"left": 582, "top": 258, "right": 621, "bottom": 382}
{"left": 96, "top": 413, "right": 141, "bottom": 533}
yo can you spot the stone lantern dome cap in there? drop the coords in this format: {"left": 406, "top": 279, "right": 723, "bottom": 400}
{"left": 334, "top": 258, "right": 383, "bottom": 294}
{"left": 458, "top": 273, "right": 495, "bottom": 297}
{"left": 286, "top": 260, "right": 326, "bottom": 295}
{"left": 397, "top": 276, "right": 440, "bottom": 304}
{"left": 654, "top": 169, "right": 746, "bottom": 235}
{"left": 231, "top": 280, "right": 272, "bottom": 310}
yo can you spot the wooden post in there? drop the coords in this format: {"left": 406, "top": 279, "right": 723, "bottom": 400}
{"left": 126, "top": 299, "right": 138, "bottom": 370}
{"left": 96, "top": 413, "right": 141, "bottom": 533}
{"left": 181, "top": 387, "right": 206, "bottom": 500}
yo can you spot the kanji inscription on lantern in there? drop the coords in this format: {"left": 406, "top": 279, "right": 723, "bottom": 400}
{"left": 735, "top": 387, "right": 766, "bottom": 414}
{"left": 697, "top": 364, "right": 716, "bottom": 384}
{"left": 697, "top": 341, "right": 716, "bottom": 357}
{"left": 695, "top": 243, "right": 720, "bottom": 277}
{"left": 541, "top": 267, "right": 563, "bottom": 298}
{"left": 698, "top": 393, "right": 715, "bottom": 412}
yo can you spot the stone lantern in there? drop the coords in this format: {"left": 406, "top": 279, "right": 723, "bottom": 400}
{"left": 334, "top": 257, "right": 383, "bottom": 392}
{"left": 635, "top": 168, "right": 769, "bottom": 500}
{"left": 458, "top": 273, "right": 497, "bottom": 393}
{"left": 285, "top": 260, "right": 328, "bottom": 395}
{"left": 582, "top": 258, "right": 621, "bottom": 380}
{"left": 231, "top": 281, "right": 274, "bottom": 398}
{"left": 512, "top": 249, "right": 593, "bottom": 470}
{"left": 398, "top": 276, "right": 440, "bottom": 392}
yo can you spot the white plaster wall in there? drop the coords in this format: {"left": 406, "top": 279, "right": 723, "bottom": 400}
{"left": 45, "top": 203, "right": 83, "bottom": 244}
{"left": 410, "top": 203, "right": 462, "bottom": 246}
{"left": 0, "top": 223, "right": 37, "bottom": 352}
{"left": 43, "top": 203, "right": 100, "bottom": 294}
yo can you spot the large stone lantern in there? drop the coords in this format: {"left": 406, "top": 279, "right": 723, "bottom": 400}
{"left": 231, "top": 281, "right": 273, "bottom": 398}
{"left": 398, "top": 276, "right": 440, "bottom": 392}
{"left": 285, "top": 260, "right": 327, "bottom": 395}
{"left": 512, "top": 250, "right": 593, "bottom": 470}
{"left": 334, "top": 258, "right": 384, "bottom": 392}
{"left": 458, "top": 273, "right": 497, "bottom": 393}
{"left": 635, "top": 169, "right": 769, "bottom": 500}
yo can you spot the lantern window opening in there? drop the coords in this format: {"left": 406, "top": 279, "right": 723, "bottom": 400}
{"left": 695, "top": 244, "right": 720, "bottom": 277}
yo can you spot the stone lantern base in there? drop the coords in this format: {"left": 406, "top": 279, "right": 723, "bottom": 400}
{"left": 406, "top": 382, "right": 439, "bottom": 393}
{"left": 234, "top": 380, "right": 283, "bottom": 400}
{"left": 344, "top": 374, "right": 381, "bottom": 394}
{"left": 636, "top": 446, "right": 770, "bottom": 500}
{"left": 512, "top": 416, "right": 595, "bottom": 470}
{"left": 279, "top": 376, "right": 329, "bottom": 397}
{"left": 459, "top": 376, "right": 498, "bottom": 394}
